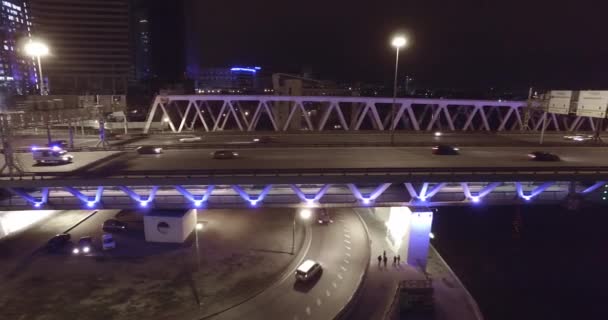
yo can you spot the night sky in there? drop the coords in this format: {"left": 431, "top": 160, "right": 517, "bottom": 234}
{"left": 148, "top": 0, "right": 608, "bottom": 90}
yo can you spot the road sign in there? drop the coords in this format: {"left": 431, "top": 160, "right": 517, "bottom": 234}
{"left": 547, "top": 90, "right": 572, "bottom": 115}
{"left": 576, "top": 91, "right": 608, "bottom": 118}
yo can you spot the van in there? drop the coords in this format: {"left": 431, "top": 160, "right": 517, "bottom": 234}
{"left": 32, "top": 146, "right": 74, "bottom": 164}
{"left": 295, "top": 259, "right": 322, "bottom": 281}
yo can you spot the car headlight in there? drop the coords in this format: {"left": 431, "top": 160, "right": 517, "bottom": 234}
{"left": 253, "top": 138, "right": 260, "bottom": 142}
{"left": 62, "top": 157, "right": 69, "bottom": 161}
{"left": 154, "top": 148, "right": 162, "bottom": 153}
{"left": 527, "top": 154, "right": 536, "bottom": 158}
{"left": 72, "top": 248, "right": 80, "bottom": 254}
{"left": 83, "top": 246, "right": 90, "bottom": 253}
{"left": 453, "top": 148, "right": 460, "bottom": 151}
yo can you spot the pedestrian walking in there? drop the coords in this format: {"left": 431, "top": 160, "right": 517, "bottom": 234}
{"left": 393, "top": 256, "right": 397, "bottom": 265}
{"left": 377, "top": 255, "right": 382, "bottom": 266}
{"left": 397, "top": 255, "right": 401, "bottom": 264}
{"left": 383, "top": 250, "right": 386, "bottom": 258}
{"left": 383, "top": 255, "right": 387, "bottom": 267}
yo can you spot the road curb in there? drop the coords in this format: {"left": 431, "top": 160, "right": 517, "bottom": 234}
{"left": 334, "top": 209, "right": 372, "bottom": 320}
{"left": 430, "top": 245, "right": 484, "bottom": 320}
{"left": 197, "top": 218, "right": 313, "bottom": 320}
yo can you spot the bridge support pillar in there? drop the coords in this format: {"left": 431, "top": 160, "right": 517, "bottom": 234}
{"left": 381, "top": 206, "right": 434, "bottom": 272}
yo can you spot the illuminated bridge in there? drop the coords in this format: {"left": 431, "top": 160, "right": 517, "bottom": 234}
{"left": 1, "top": 146, "right": 607, "bottom": 210}
{"left": 143, "top": 95, "right": 602, "bottom": 133}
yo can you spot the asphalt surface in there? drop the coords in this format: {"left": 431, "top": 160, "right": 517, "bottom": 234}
{"left": 64, "top": 146, "right": 608, "bottom": 177}
{"left": 212, "top": 208, "right": 368, "bottom": 320}
{"left": 135, "top": 132, "right": 605, "bottom": 148}
{"left": 0, "top": 209, "right": 118, "bottom": 277}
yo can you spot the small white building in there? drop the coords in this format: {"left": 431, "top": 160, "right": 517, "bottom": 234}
{"left": 143, "top": 209, "right": 196, "bottom": 243}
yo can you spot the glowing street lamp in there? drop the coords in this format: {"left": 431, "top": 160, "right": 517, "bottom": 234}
{"left": 390, "top": 35, "right": 408, "bottom": 146}
{"left": 24, "top": 40, "right": 49, "bottom": 95}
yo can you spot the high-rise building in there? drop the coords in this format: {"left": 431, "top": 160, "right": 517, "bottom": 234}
{"left": 29, "top": 0, "right": 130, "bottom": 94}
{"left": 0, "top": 0, "right": 39, "bottom": 96}
{"left": 131, "top": 0, "right": 151, "bottom": 81}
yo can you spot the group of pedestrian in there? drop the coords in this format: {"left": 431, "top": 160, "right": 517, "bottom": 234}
{"left": 377, "top": 250, "right": 400, "bottom": 268}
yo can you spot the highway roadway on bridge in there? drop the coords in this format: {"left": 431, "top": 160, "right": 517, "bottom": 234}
{"left": 42, "top": 146, "right": 608, "bottom": 177}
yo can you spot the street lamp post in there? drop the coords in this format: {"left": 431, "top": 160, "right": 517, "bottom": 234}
{"left": 24, "top": 41, "right": 49, "bottom": 96}
{"left": 292, "top": 208, "right": 312, "bottom": 254}
{"left": 390, "top": 35, "right": 407, "bottom": 146}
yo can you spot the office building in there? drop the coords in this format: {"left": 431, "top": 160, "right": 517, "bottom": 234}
{"left": 196, "top": 66, "right": 267, "bottom": 94}
{"left": 29, "top": 0, "right": 130, "bottom": 94}
{"left": 0, "top": 0, "right": 39, "bottom": 96}
{"left": 131, "top": 0, "right": 151, "bottom": 81}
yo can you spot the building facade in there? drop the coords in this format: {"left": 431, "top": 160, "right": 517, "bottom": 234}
{"left": 196, "top": 66, "right": 267, "bottom": 94}
{"left": 0, "top": 0, "right": 39, "bottom": 96}
{"left": 131, "top": 0, "right": 151, "bottom": 81}
{"left": 29, "top": 0, "right": 130, "bottom": 94}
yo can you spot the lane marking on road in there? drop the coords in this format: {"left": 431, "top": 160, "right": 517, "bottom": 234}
{"left": 306, "top": 306, "right": 311, "bottom": 316}
{"left": 316, "top": 298, "right": 322, "bottom": 306}
{"left": 345, "top": 245, "right": 351, "bottom": 250}
{"left": 344, "top": 233, "right": 351, "bottom": 238}
{"left": 337, "top": 273, "right": 343, "bottom": 280}
{"left": 344, "top": 239, "right": 351, "bottom": 244}
{"left": 345, "top": 252, "right": 351, "bottom": 257}
{"left": 343, "top": 228, "right": 349, "bottom": 233}
{"left": 326, "top": 290, "right": 331, "bottom": 297}
{"left": 344, "top": 259, "right": 350, "bottom": 264}
{"left": 340, "top": 265, "right": 347, "bottom": 271}
{"left": 332, "top": 281, "right": 338, "bottom": 288}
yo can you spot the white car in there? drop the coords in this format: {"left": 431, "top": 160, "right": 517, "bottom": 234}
{"left": 563, "top": 134, "right": 593, "bottom": 142}
{"left": 102, "top": 233, "right": 116, "bottom": 250}
{"left": 179, "top": 136, "right": 202, "bottom": 143}
{"left": 32, "top": 146, "right": 74, "bottom": 164}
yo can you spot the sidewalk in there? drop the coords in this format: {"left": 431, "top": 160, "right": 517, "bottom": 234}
{"left": 350, "top": 208, "right": 482, "bottom": 320}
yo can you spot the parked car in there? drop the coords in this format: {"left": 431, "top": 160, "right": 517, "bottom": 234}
{"left": 102, "top": 233, "right": 116, "bottom": 250}
{"left": 179, "top": 136, "right": 202, "bottom": 143}
{"left": 432, "top": 145, "right": 460, "bottom": 155}
{"left": 317, "top": 209, "right": 332, "bottom": 224}
{"left": 102, "top": 219, "right": 127, "bottom": 232}
{"left": 73, "top": 236, "right": 93, "bottom": 255}
{"left": 528, "top": 151, "right": 560, "bottom": 162}
{"left": 295, "top": 259, "right": 322, "bottom": 282}
{"left": 32, "top": 146, "right": 74, "bottom": 164}
{"left": 212, "top": 150, "right": 239, "bottom": 159}
{"left": 136, "top": 145, "right": 163, "bottom": 154}
{"left": 47, "top": 233, "right": 71, "bottom": 252}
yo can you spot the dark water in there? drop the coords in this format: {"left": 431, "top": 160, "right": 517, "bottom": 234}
{"left": 432, "top": 204, "right": 608, "bottom": 320}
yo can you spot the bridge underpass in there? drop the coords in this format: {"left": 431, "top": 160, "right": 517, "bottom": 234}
{"left": 2, "top": 181, "right": 604, "bottom": 211}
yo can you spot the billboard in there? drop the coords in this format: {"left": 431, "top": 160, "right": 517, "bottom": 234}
{"left": 576, "top": 91, "right": 608, "bottom": 118}
{"left": 547, "top": 90, "right": 573, "bottom": 115}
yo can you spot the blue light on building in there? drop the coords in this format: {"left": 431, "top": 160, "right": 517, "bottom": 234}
{"left": 0, "top": 0, "right": 38, "bottom": 95}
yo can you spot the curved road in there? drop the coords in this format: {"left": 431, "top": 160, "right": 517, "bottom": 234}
{"left": 211, "top": 208, "right": 369, "bottom": 320}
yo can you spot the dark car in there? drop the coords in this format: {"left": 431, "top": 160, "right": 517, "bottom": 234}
{"left": 432, "top": 145, "right": 460, "bottom": 155}
{"left": 73, "top": 236, "right": 93, "bottom": 255}
{"left": 102, "top": 219, "right": 127, "bottom": 232}
{"left": 317, "top": 209, "right": 332, "bottom": 224}
{"left": 48, "top": 140, "right": 69, "bottom": 149}
{"left": 528, "top": 151, "right": 560, "bottom": 162}
{"left": 136, "top": 145, "right": 163, "bottom": 154}
{"left": 47, "top": 233, "right": 71, "bottom": 252}
{"left": 212, "top": 150, "right": 239, "bottom": 159}
{"left": 253, "top": 136, "right": 275, "bottom": 144}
